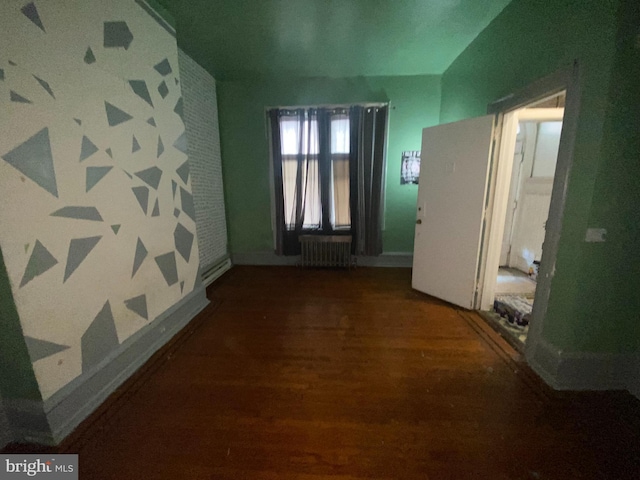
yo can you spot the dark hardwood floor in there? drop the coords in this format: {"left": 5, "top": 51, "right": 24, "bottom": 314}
{"left": 7, "top": 266, "right": 640, "bottom": 478}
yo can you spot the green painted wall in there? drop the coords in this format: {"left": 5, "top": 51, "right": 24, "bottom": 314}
{"left": 145, "top": 0, "right": 176, "bottom": 29}
{"left": 0, "top": 247, "right": 41, "bottom": 401}
{"left": 218, "top": 75, "right": 441, "bottom": 254}
{"left": 158, "top": 0, "right": 511, "bottom": 79}
{"left": 440, "top": 0, "right": 640, "bottom": 353}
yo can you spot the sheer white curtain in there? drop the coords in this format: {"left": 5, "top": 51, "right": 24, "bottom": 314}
{"left": 330, "top": 115, "right": 350, "bottom": 228}
{"left": 279, "top": 112, "right": 352, "bottom": 231}
{"left": 279, "top": 116, "right": 321, "bottom": 229}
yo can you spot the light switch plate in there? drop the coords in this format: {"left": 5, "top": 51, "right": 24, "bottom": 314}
{"left": 585, "top": 228, "right": 606, "bottom": 242}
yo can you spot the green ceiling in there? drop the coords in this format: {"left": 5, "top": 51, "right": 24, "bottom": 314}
{"left": 156, "top": 0, "right": 512, "bottom": 80}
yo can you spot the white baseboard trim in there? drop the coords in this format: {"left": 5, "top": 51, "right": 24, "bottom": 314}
{"left": 526, "top": 337, "right": 635, "bottom": 392}
{"left": 42, "top": 285, "right": 209, "bottom": 444}
{"left": 232, "top": 251, "right": 413, "bottom": 268}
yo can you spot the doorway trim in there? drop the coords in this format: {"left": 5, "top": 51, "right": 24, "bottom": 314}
{"left": 479, "top": 106, "right": 565, "bottom": 310}
{"left": 480, "top": 62, "right": 581, "bottom": 368}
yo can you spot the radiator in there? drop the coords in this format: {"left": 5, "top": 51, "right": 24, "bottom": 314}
{"left": 299, "top": 235, "right": 352, "bottom": 269}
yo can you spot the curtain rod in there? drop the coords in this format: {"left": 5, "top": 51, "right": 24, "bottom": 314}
{"left": 266, "top": 102, "right": 388, "bottom": 111}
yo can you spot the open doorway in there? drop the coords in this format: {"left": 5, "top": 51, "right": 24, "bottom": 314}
{"left": 481, "top": 93, "right": 566, "bottom": 349}
{"left": 411, "top": 65, "right": 579, "bottom": 364}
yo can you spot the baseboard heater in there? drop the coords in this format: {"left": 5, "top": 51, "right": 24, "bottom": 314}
{"left": 300, "top": 235, "right": 353, "bottom": 269}
{"left": 201, "top": 257, "right": 232, "bottom": 286}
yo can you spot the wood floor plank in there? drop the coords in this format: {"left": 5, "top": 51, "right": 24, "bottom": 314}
{"left": 12, "top": 266, "right": 640, "bottom": 479}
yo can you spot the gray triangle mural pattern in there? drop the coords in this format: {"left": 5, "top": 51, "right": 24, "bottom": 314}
{"left": 172, "top": 131, "right": 187, "bottom": 154}
{"left": 86, "top": 166, "right": 113, "bottom": 192}
{"left": 174, "top": 223, "right": 194, "bottom": 262}
{"left": 20, "top": 240, "right": 58, "bottom": 287}
{"left": 180, "top": 187, "right": 196, "bottom": 222}
{"left": 135, "top": 166, "right": 163, "bottom": 190}
{"left": 105, "top": 101, "right": 133, "bottom": 126}
{"left": 129, "top": 80, "right": 153, "bottom": 107}
{"left": 2, "top": 128, "right": 58, "bottom": 197}
{"left": 79, "top": 135, "right": 99, "bottom": 162}
{"left": 21, "top": 2, "right": 45, "bottom": 32}
{"left": 63, "top": 236, "right": 102, "bottom": 282}
{"left": 84, "top": 47, "right": 96, "bottom": 64}
{"left": 124, "top": 294, "right": 148, "bottom": 320}
{"left": 81, "top": 301, "right": 119, "bottom": 373}
{"left": 25, "top": 336, "right": 70, "bottom": 362}
{"left": 157, "top": 136, "right": 164, "bottom": 157}
{"left": 51, "top": 206, "right": 103, "bottom": 222}
{"left": 0, "top": 0, "right": 200, "bottom": 400}
{"left": 33, "top": 75, "right": 55, "bottom": 98}
{"left": 10, "top": 90, "right": 32, "bottom": 103}
{"left": 132, "top": 186, "right": 149, "bottom": 214}
{"left": 103, "top": 21, "right": 133, "bottom": 50}
{"left": 157, "top": 80, "right": 169, "bottom": 99}
{"left": 155, "top": 252, "right": 179, "bottom": 286}
{"left": 154, "top": 58, "right": 172, "bottom": 76}
{"left": 132, "top": 238, "right": 148, "bottom": 278}
{"left": 176, "top": 160, "right": 190, "bottom": 184}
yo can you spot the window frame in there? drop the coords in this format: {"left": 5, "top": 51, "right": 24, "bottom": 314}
{"left": 267, "top": 102, "right": 389, "bottom": 248}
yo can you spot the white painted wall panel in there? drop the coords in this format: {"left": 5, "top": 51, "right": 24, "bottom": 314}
{"left": 532, "top": 122, "right": 562, "bottom": 177}
{"left": 178, "top": 50, "right": 228, "bottom": 271}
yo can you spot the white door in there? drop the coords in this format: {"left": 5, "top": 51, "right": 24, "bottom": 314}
{"left": 412, "top": 115, "right": 496, "bottom": 309}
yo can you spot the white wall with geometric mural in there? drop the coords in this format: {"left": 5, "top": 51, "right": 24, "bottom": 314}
{"left": 0, "top": 0, "right": 200, "bottom": 401}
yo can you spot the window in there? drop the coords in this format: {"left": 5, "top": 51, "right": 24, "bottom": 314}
{"left": 269, "top": 105, "right": 388, "bottom": 256}
{"left": 278, "top": 110, "right": 351, "bottom": 231}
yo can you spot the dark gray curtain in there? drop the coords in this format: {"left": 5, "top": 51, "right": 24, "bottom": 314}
{"left": 269, "top": 108, "right": 286, "bottom": 255}
{"left": 350, "top": 105, "right": 388, "bottom": 256}
{"left": 270, "top": 108, "right": 322, "bottom": 255}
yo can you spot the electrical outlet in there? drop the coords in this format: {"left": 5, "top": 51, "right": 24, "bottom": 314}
{"left": 585, "top": 228, "right": 606, "bottom": 242}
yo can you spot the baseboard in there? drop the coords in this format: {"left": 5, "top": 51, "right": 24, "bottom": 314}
{"left": 356, "top": 252, "right": 413, "bottom": 268}
{"left": 42, "top": 285, "right": 209, "bottom": 444}
{"left": 2, "top": 398, "right": 52, "bottom": 446}
{"left": 231, "top": 251, "right": 413, "bottom": 268}
{"left": 527, "top": 337, "right": 633, "bottom": 392}
{"left": 0, "top": 395, "right": 13, "bottom": 449}
{"left": 627, "top": 354, "right": 640, "bottom": 400}
{"left": 231, "top": 252, "right": 298, "bottom": 266}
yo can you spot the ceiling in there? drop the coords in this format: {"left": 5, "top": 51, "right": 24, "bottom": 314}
{"left": 156, "top": 0, "right": 513, "bottom": 80}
